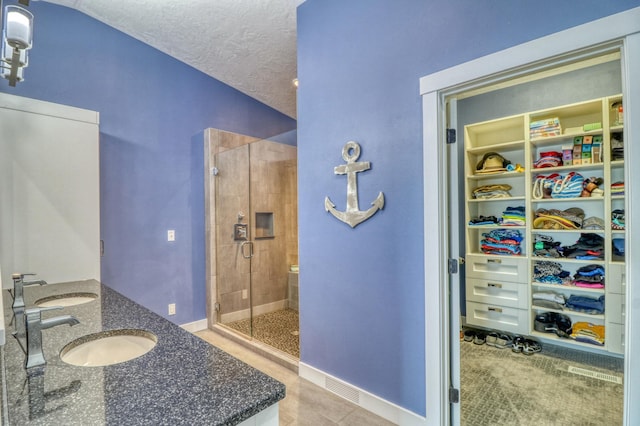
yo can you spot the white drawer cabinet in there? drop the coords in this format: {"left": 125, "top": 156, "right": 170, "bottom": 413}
{"left": 465, "top": 254, "right": 528, "bottom": 283}
{"left": 607, "top": 263, "right": 626, "bottom": 295}
{"left": 466, "top": 301, "right": 529, "bottom": 335}
{"left": 465, "top": 277, "right": 528, "bottom": 309}
{"left": 607, "top": 322, "right": 625, "bottom": 355}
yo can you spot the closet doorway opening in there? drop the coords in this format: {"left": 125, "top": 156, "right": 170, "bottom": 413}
{"left": 421, "top": 11, "right": 640, "bottom": 425}
{"left": 451, "top": 51, "right": 626, "bottom": 425}
{"left": 204, "top": 128, "right": 299, "bottom": 365}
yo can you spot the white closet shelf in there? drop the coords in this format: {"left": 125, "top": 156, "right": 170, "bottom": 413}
{"left": 531, "top": 282, "right": 605, "bottom": 294}
{"left": 530, "top": 129, "right": 604, "bottom": 147}
{"left": 464, "top": 94, "right": 626, "bottom": 351}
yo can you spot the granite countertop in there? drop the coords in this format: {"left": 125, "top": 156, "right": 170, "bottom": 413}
{"left": 1, "top": 280, "right": 285, "bottom": 425}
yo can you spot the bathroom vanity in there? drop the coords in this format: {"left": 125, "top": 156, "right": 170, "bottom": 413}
{"left": 0, "top": 280, "right": 285, "bottom": 425}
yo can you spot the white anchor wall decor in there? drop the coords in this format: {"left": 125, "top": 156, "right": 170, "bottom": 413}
{"left": 325, "top": 141, "right": 385, "bottom": 228}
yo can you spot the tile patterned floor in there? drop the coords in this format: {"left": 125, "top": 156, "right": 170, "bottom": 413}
{"left": 225, "top": 309, "right": 300, "bottom": 358}
{"left": 195, "top": 329, "right": 394, "bottom": 426}
{"left": 195, "top": 327, "right": 625, "bottom": 425}
{"left": 461, "top": 338, "right": 624, "bottom": 425}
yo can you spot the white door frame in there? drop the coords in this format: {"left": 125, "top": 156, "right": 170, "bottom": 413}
{"left": 421, "top": 7, "right": 640, "bottom": 425}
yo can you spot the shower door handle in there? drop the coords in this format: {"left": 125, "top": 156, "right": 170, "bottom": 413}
{"left": 241, "top": 241, "right": 254, "bottom": 259}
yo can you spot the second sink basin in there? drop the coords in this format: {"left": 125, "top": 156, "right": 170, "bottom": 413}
{"left": 35, "top": 292, "right": 98, "bottom": 307}
{"left": 60, "top": 329, "right": 157, "bottom": 367}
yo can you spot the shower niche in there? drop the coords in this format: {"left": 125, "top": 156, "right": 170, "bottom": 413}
{"left": 255, "top": 212, "right": 274, "bottom": 239}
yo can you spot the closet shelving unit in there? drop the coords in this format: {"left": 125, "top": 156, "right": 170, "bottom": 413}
{"left": 463, "top": 95, "right": 626, "bottom": 354}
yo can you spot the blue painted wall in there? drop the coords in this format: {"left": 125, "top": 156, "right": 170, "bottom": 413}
{"left": 0, "top": 1, "right": 296, "bottom": 325}
{"left": 297, "top": 0, "right": 640, "bottom": 416}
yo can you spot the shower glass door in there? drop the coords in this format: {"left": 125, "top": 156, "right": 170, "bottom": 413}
{"left": 215, "top": 143, "right": 253, "bottom": 336}
{"left": 214, "top": 136, "right": 299, "bottom": 357}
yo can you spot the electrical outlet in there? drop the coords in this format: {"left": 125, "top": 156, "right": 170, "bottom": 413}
{"left": 242, "top": 289, "right": 248, "bottom": 299}
{"left": 167, "top": 230, "right": 175, "bottom": 241}
{"left": 168, "top": 303, "right": 176, "bottom": 315}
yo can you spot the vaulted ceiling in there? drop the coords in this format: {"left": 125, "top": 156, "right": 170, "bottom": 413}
{"left": 43, "top": 0, "right": 302, "bottom": 118}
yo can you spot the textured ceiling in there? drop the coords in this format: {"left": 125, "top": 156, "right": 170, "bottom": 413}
{"left": 42, "top": 0, "right": 301, "bottom": 118}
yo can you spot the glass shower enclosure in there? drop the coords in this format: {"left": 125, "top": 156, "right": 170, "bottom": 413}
{"left": 209, "top": 130, "right": 299, "bottom": 358}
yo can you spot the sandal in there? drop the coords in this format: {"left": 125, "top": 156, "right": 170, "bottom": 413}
{"left": 494, "top": 334, "right": 513, "bottom": 349}
{"left": 486, "top": 332, "right": 499, "bottom": 347}
{"left": 512, "top": 336, "right": 525, "bottom": 353}
{"left": 522, "top": 339, "right": 542, "bottom": 355}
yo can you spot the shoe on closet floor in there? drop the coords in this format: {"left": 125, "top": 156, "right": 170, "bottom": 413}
{"left": 494, "top": 334, "right": 513, "bottom": 349}
{"left": 473, "top": 332, "right": 486, "bottom": 345}
{"left": 463, "top": 329, "right": 476, "bottom": 342}
{"left": 486, "top": 332, "right": 499, "bottom": 347}
{"left": 522, "top": 339, "right": 542, "bottom": 355}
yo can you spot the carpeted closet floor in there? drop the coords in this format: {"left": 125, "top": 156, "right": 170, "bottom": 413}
{"left": 461, "top": 338, "right": 624, "bottom": 425}
{"left": 225, "top": 308, "right": 300, "bottom": 358}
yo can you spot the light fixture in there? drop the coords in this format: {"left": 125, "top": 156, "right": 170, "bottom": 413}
{"left": 0, "top": 2, "right": 34, "bottom": 87}
{"left": 0, "top": 57, "right": 22, "bottom": 81}
{"left": 2, "top": 38, "right": 28, "bottom": 66}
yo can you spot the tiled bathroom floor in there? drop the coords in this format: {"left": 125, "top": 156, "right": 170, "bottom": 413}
{"left": 195, "top": 329, "right": 393, "bottom": 426}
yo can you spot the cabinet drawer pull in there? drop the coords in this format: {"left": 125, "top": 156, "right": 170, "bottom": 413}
{"left": 487, "top": 259, "right": 502, "bottom": 264}
{"left": 487, "top": 306, "right": 503, "bottom": 313}
{"left": 487, "top": 283, "right": 502, "bottom": 288}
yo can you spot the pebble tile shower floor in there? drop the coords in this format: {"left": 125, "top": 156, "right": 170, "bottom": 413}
{"left": 226, "top": 308, "right": 300, "bottom": 358}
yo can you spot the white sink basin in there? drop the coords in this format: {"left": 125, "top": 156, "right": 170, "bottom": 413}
{"left": 35, "top": 293, "right": 98, "bottom": 307}
{"left": 60, "top": 329, "right": 157, "bottom": 367}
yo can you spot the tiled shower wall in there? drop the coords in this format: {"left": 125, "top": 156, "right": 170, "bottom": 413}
{"left": 204, "top": 128, "right": 298, "bottom": 324}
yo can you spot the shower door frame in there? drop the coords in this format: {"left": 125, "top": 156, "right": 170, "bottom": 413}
{"left": 204, "top": 128, "right": 299, "bottom": 356}
{"left": 204, "top": 128, "right": 261, "bottom": 332}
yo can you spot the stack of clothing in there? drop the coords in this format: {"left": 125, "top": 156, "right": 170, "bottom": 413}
{"left": 611, "top": 181, "right": 625, "bottom": 196}
{"left": 472, "top": 184, "right": 512, "bottom": 199}
{"left": 570, "top": 322, "right": 605, "bottom": 346}
{"left": 573, "top": 264, "right": 605, "bottom": 289}
{"left": 501, "top": 206, "right": 525, "bottom": 226}
{"left": 532, "top": 291, "right": 565, "bottom": 310}
{"left": 480, "top": 229, "right": 523, "bottom": 256}
{"left": 533, "top": 207, "right": 584, "bottom": 230}
{"left": 565, "top": 295, "right": 605, "bottom": 315}
{"left": 532, "top": 234, "right": 562, "bottom": 258}
{"left": 612, "top": 238, "right": 625, "bottom": 258}
{"left": 530, "top": 117, "right": 562, "bottom": 138}
{"left": 563, "top": 234, "right": 604, "bottom": 260}
{"left": 611, "top": 209, "right": 625, "bottom": 230}
{"left": 533, "top": 151, "right": 563, "bottom": 168}
{"left": 611, "top": 133, "right": 624, "bottom": 160}
{"left": 533, "top": 261, "right": 571, "bottom": 285}
{"left": 468, "top": 215, "right": 499, "bottom": 226}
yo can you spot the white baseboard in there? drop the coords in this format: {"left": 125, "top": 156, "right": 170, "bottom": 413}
{"left": 180, "top": 318, "right": 208, "bottom": 332}
{"left": 299, "top": 362, "right": 426, "bottom": 426}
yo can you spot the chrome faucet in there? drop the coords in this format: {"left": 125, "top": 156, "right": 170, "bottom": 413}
{"left": 12, "top": 273, "right": 48, "bottom": 337}
{"left": 12, "top": 273, "right": 48, "bottom": 309}
{"left": 25, "top": 306, "right": 80, "bottom": 369}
